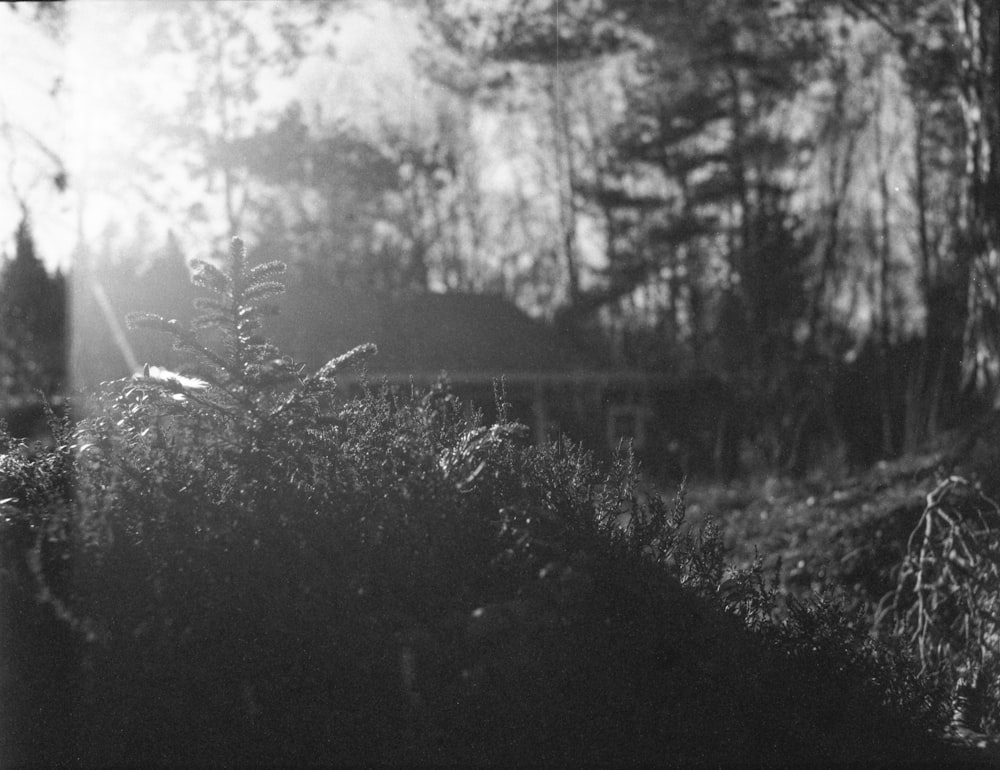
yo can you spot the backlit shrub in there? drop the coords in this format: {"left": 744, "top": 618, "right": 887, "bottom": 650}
{"left": 0, "top": 237, "right": 968, "bottom": 766}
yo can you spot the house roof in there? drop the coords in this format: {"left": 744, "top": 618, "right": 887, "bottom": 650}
{"left": 75, "top": 253, "right": 625, "bottom": 387}
{"left": 272, "top": 277, "right": 613, "bottom": 381}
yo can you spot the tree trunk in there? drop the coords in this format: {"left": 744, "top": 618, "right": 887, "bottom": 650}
{"left": 548, "top": 62, "right": 581, "bottom": 309}
{"left": 956, "top": 0, "right": 1000, "bottom": 391}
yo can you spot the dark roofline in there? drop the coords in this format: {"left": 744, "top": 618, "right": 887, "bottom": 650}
{"left": 336, "top": 369, "right": 687, "bottom": 387}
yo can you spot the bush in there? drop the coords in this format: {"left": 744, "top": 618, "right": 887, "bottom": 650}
{"left": 0, "top": 407, "right": 79, "bottom": 768}
{"left": 1, "top": 237, "right": 966, "bottom": 766}
{"left": 877, "top": 475, "right": 1000, "bottom": 734}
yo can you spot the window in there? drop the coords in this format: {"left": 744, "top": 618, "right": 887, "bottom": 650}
{"left": 607, "top": 403, "right": 650, "bottom": 450}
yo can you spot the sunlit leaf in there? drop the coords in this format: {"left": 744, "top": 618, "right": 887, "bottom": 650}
{"left": 247, "top": 261, "right": 287, "bottom": 283}
{"left": 126, "top": 312, "right": 174, "bottom": 333}
{"left": 243, "top": 282, "right": 286, "bottom": 301}
{"left": 316, "top": 342, "right": 379, "bottom": 379}
{"left": 190, "top": 260, "right": 230, "bottom": 294}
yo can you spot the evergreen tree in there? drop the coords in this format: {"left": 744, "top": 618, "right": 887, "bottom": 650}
{"left": 126, "top": 236, "right": 376, "bottom": 453}
{"left": 0, "top": 214, "right": 66, "bottom": 397}
{"left": 428, "top": 0, "right": 821, "bottom": 368}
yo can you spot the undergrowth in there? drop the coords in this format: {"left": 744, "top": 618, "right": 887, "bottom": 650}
{"left": 0, "top": 237, "right": 966, "bottom": 766}
{"left": 876, "top": 475, "right": 1000, "bottom": 734}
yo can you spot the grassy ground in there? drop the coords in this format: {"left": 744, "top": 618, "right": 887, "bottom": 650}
{"left": 683, "top": 430, "right": 972, "bottom": 607}
{"left": 675, "top": 423, "right": 1000, "bottom": 758}
{"left": 6, "top": 392, "right": 1000, "bottom": 764}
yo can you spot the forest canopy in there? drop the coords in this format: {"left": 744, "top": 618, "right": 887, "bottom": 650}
{"left": 0, "top": 0, "right": 996, "bottom": 466}
{"left": 3, "top": 4, "right": 1000, "bottom": 763}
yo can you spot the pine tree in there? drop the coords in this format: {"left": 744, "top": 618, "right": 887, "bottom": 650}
{"left": 125, "top": 236, "right": 376, "bottom": 448}
{"left": 0, "top": 215, "right": 67, "bottom": 396}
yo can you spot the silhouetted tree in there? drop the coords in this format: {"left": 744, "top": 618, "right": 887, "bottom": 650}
{"left": 0, "top": 214, "right": 66, "bottom": 397}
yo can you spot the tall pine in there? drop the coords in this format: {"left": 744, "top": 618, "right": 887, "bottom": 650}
{"left": 0, "top": 214, "right": 67, "bottom": 397}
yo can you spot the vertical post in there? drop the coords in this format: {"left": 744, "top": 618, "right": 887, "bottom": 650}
{"left": 532, "top": 380, "right": 547, "bottom": 446}
{"left": 637, "top": 379, "right": 650, "bottom": 451}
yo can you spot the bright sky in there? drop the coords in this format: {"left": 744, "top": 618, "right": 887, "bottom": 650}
{"left": 0, "top": 0, "right": 585, "bottom": 308}
{"left": 0, "top": 0, "right": 432, "bottom": 273}
{"left": 0, "top": 5, "right": 72, "bottom": 269}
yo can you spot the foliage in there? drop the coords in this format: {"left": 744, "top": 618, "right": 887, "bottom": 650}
{"left": 13, "top": 0, "right": 988, "bottom": 478}
{"left": 876, "top": 475, "right": 1000, "bottom": 733}
{"left": 0, "top": 402, "right": 77, "bottom": 767}
{"left": 0, "top": 215, "right": 66, "bottom": 399}
{"left": 248, "top": 103, "right": 462, "bottom": 293}
{"left": 419, "top": 0, "right": 998, "bottom": 470}
{"left": 0, "top": 235, "right": 970, "bottom": 765}
{"left": 6, "top": 0, "right": 997, "bottom": 478}
{"left": 688, "top": 444, "right": 1000, "bottom": 745}
{"left": 109, "top": 1, "right": 338, "bottom": 251}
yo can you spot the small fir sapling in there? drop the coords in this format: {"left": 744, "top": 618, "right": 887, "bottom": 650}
{"left": 125, "top": 236, "right": 377, "bottom": 444}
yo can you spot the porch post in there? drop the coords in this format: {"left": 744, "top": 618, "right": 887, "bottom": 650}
{"left": 532, "top": 379, "right": 547, "bottom": 445}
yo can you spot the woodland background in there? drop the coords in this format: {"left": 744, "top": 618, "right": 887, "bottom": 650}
{"left": 2, "top": 2, "right": 1000, "bottom": 765}
{"left": 0, "top": 0, "right": 998, "bottom": 473}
